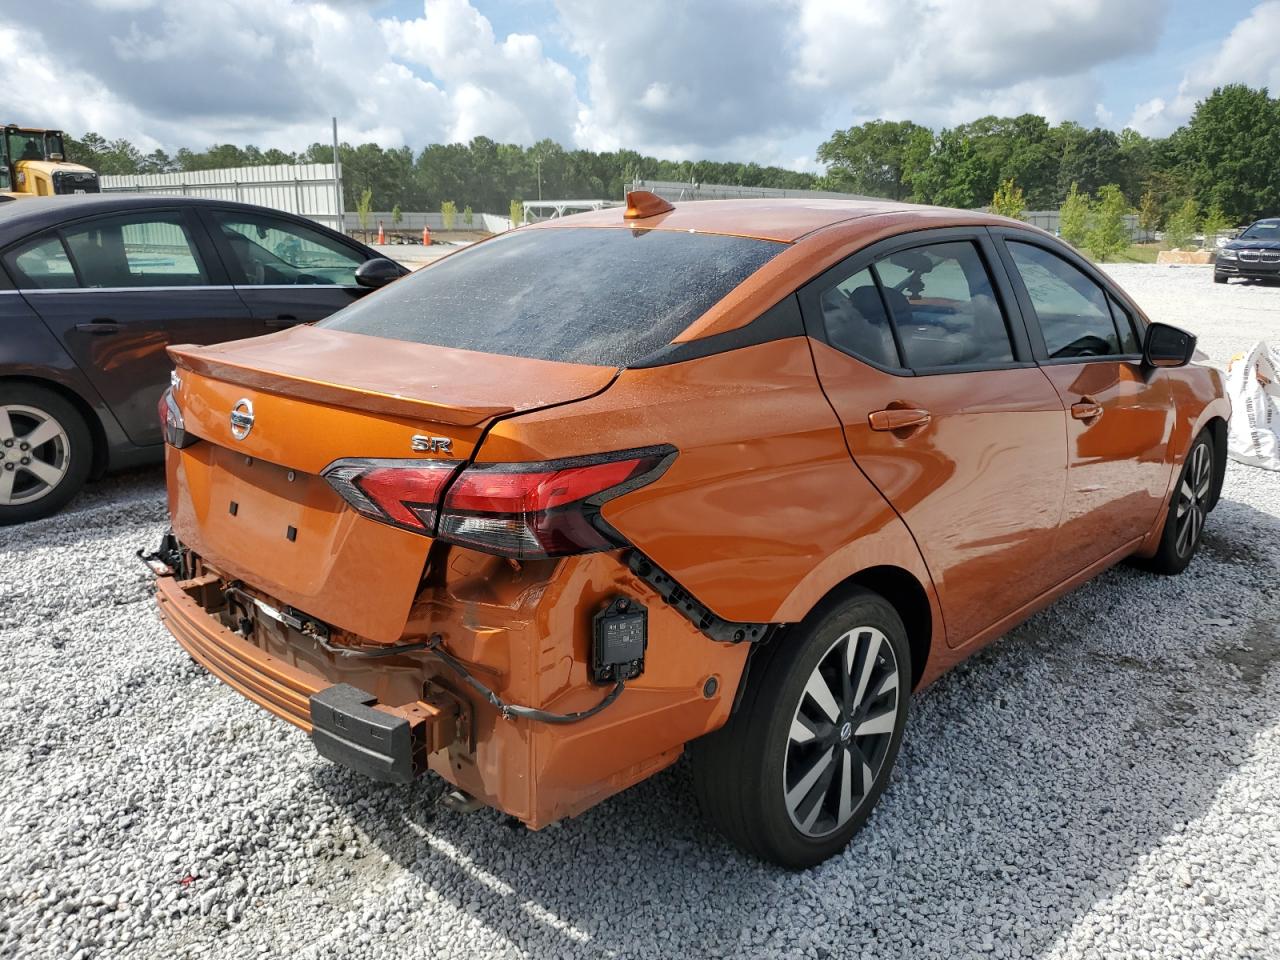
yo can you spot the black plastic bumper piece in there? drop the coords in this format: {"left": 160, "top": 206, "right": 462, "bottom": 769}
{"left": 625, "top": 550, "right": 774, "bottom": 643}
{"left": 309, "top": 683, "right": 423, "bottom": 784}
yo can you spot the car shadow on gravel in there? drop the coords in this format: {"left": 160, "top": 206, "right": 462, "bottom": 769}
{"left": 312, "top": 495, "right": 1279, "bottom": 958}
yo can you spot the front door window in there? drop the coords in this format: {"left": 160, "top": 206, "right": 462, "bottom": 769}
{"left": 210, "top": 211, "right": 365, "bottom": 286}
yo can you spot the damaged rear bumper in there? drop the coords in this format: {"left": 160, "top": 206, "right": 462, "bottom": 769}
{"left": 155, "top": 573, "right": 458, "bottom": 783}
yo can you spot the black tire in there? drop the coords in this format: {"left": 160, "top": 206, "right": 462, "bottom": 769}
{"left": 1135, "top": 431, "right": 1214, "bottom": 575}
{"left": 690, "top": 588, "right": 911, "bottom": 868}
{"left": 1213, "top": 272, "right": 1228, "bottom": 284}
{"left": 0, "top": 383, "right": 93, "bottom": 525}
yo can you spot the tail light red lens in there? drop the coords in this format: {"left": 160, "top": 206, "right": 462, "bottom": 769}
{"left": 322, "top": 446, "right": 675, "bottom": 558}
{"left": 322, "top": 459, "right": 460, "bottom": 533}
{"left": 158, "top": 387, "right": 198, "bottom": 449}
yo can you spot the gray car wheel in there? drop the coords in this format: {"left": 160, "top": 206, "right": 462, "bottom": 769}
{"left": 0, "top": 385, "right": 92, "bottom": 525}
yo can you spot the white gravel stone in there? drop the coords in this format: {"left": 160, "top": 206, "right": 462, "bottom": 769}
{"left": 0, "top": 264, "right": 1277, "bottom": 959}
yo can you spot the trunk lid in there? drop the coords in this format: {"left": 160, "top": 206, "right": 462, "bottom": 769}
{"left": 166, "top": 326, "right": 617, "bottom": 643}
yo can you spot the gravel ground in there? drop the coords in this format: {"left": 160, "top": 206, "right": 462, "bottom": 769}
{"left": 1101, "top": 263, "right": 1278, "bottom": 370}
{"left": 1, "top": 264, "right": 1277, "bottom": 960}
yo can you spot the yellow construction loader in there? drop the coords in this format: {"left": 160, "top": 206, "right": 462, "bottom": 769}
{"left": 0, "top": 124, "right": 99, "bottom": 200}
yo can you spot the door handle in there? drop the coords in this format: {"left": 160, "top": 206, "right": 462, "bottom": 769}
{"left": 1071, "top": 397, "right": 1104, "bottom": 421}
{"left": 264, "top": 315, "right": 299, "bottom": 328}
{"left": 869, "top": 408, "right": 931, "bottom": 432}
{"left": 74, "top": 319, "right": 118, "bottom": 334}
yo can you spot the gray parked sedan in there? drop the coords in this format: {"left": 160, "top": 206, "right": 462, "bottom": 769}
{"left": 1214, "top": 218, "right": 1280, "bottom": 283}
{"left": 0, "top": 194, "right": 405, "bottom": 523}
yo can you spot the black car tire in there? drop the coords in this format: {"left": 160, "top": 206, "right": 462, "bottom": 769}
{"left": 1133, "top": 430, "right": 1214, "bottom": 575}
{"left": 690, "top": 588, "right": 911, "bottom": 868}
{"left": 0, "top": 383, "right": 93, "bottom": 526}
{"left": 1213, "top": 272, "right": 1227, "bottom": 284}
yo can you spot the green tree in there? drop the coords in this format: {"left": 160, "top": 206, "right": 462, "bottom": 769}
{"left": 509, "top": 199, "right": 524, "bottom": 226}
{"left": 817, "top": 119, "right": 931, "bottom": 199}
{"left": 1117, "top": 127, "right": 1154, "bottom": 202}
{"left": 907, "top": 127, "right": 991, "bottom": 207}
{"left": 1177, "top": 84, "right": 1280, "bottom": 222}
{"left": 441, "top": 200, "right": 457, "bottom": 231}
{"left": 391, "top": 203, "right": 403, "bottom": 229}
{"left": 990, "top": 178, "right": 1025, "bottom": 219}
{"left": 954, "top": 114, "right": 1058, "bottom": 207}
{"left": 1201, "top": 201, "right": 1231, "bottom": 244}
{"left": 1164, "top": 198, "right": 1200, "bottom": 249}
{"left": 356, "top": 187, "right": 373, "bottom": 240}
{"left": 1059, "top": 183, "right": 1091, "bottom": 247}
{"left": 64, "top": 133, "right": 144, "bottom": 174}
{"left": 463, "top": 205, "right": 474, "bottom": 227}
{"left": 139, "top": 148, "right": 174, "bottom": 175}
{"left": 1137, "top": 188, "right": 1161, "bottom": 240}
{"left": 1085, "top": 184, "right": 1130, "bottom": 261}
{"left": 1054, "top": 124, "right": 1124, "bottom": 200}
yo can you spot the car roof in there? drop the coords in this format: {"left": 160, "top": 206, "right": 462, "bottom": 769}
{"left": 528, "top": 197, "right": 1016, "bottom": 243}
{"left": 0, "top": 194, "right": 324, "bottom": 238}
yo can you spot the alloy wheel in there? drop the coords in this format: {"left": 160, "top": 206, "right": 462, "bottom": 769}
{"left": 0, "top": 404, "right": 71, "bottom": 507}
{"left": 1175, "top": 441, "right": 1211, "bottom": 558}
{"left": 784, "top": 625, "right": 901, "bottom": 837}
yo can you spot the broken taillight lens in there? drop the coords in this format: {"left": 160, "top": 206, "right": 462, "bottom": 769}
{"left": 159, "top": 387, "right": 198, "bottom": 448}
{"left": 322, "top": 446, "right": 675, "bottom": 559}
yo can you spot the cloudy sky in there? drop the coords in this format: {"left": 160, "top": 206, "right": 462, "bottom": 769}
{"left": 2, "top": 0, "right": 1277, "bottom": 170}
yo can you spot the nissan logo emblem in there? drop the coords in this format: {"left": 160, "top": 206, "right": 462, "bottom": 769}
{"left": 229, "top": 399, "right": 255, "bottom": 440}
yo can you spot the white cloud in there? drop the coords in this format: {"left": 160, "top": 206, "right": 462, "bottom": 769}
{"left": 382, "top": 0, "right": 581, "bottom": 144}
{"left": 1126, "top": 0, "right": 1280, "bottom": 135}
{"left": 2, "top": 0, "right": 553, "bottom": 151}
{"left": 559, "top": 0, "right": 1161, "bottom": 162}
{"left": 791, "top": 0, "right": 1161, "bottom": 127}
{"left": 558, "top": 0, "right": 821, "bottom": 159}
{"left": 0, "top": 23, "right": 164, "bottom": 152}
{"left": 0, "top": 0, "right": 1270, "bottom": 173}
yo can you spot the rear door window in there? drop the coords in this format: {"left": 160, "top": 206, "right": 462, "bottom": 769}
{"left": 61, "top": 212, "right": 210, "bottom": 288}
{"left": 319, "top": 227, "right": 785, "bottom": 366}
{"left": 4, "top": 234, "right": 78, "bottom": 289}
{"left": 1007, "top": 241, "right": 1124, "bottom": 359}
{"left": 873, "top": 241, "right": 1014, "bottom": 369}
{"left": 816, "top": 267, "right": 901, "bottom": 369}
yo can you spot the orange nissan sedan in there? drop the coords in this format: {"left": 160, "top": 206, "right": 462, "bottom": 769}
{"left": 148, "top": 193, "right": 1229, "bottom": 867}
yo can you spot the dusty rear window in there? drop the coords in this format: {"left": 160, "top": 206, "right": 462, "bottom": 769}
{"left": 318, "top": 227, "right": 785, "bottom": 366}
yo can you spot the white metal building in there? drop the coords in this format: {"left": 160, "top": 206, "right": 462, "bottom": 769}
{"left": 100, "top": 163, "right": 343, "bottom": 231}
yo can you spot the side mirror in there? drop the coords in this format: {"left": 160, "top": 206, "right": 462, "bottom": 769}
{"left": 355, "top": 257, "right": 405, "bottom": 289}
{"left": 1143, "top": 322, "right": 1196, "bottom": 369}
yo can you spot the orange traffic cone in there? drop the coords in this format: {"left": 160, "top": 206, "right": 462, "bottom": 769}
{"left": 377, "top": 220, "right": 385, "bottom": 244}
{"left": 422, "top": 226, "right": 432, "bottom": 246}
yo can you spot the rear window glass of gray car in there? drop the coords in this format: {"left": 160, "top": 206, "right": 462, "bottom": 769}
{"left": 4, "top": 234, "right": 78, "bottom": 289}
{"left": 318, "top": 227, "right": 785, "bottom": 366}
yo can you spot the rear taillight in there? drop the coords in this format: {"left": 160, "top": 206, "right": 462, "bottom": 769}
{"left": 321, "top": 459, "right": 460, "bottom": 533}
{"left": 159, "top": 387, "right": 198, "bottom": 448}
{"left": 322, "top": 446, "right": 675, "bottom": 559}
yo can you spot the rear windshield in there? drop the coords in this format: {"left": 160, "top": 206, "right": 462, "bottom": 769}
{"left": 318, "top": 227, "right": 785, "bottom": 366}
